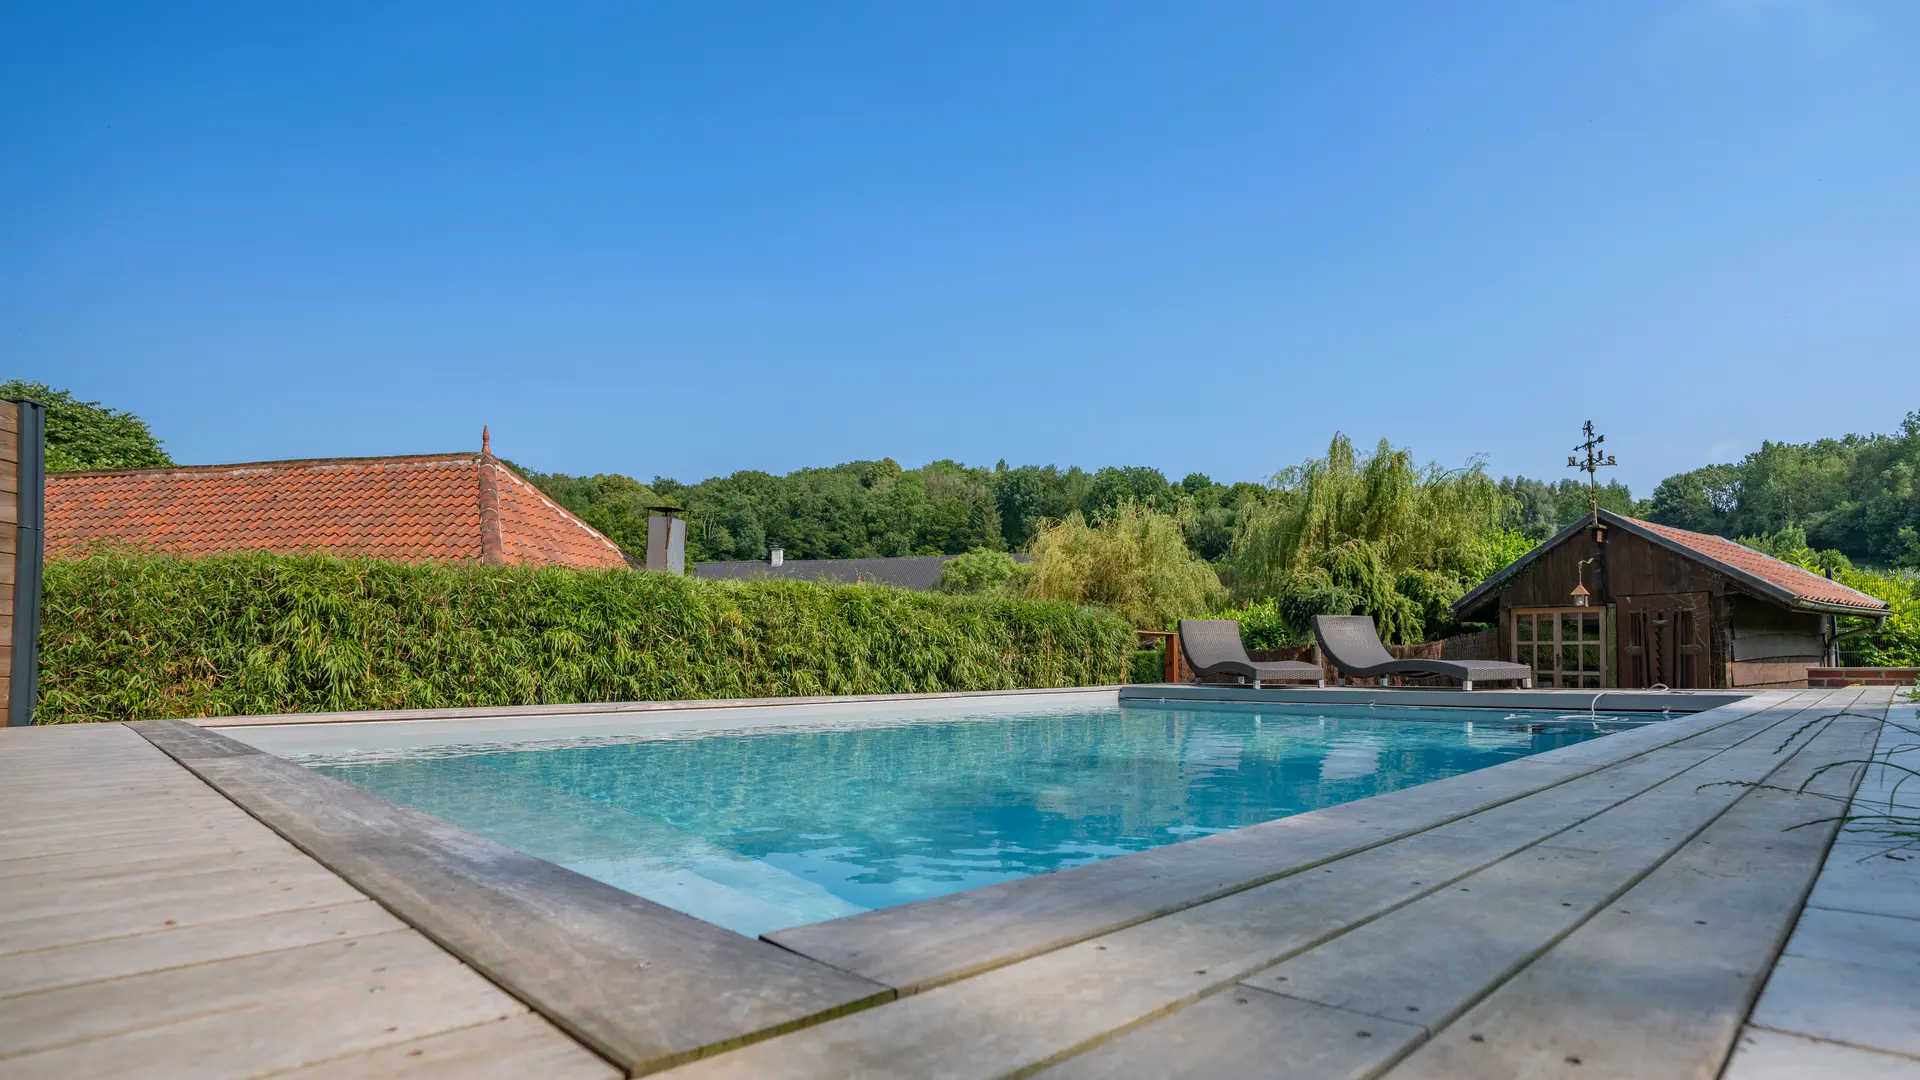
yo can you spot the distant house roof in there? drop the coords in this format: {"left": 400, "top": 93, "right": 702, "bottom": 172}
{"left": 47, "top": 438, "right": 631, "bottom": 570}
{"left": 1454, "top": 509, "right": 1890, "bottom": 618}
{"left": 693, "top": 554, "right": 1025, "bottom": 591}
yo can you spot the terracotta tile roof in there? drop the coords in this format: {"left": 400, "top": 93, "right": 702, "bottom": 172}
{"left": 1621, "top": 515, "right": 1889, "bottom": 612}
{"left": 47, "top": 451, "right": 630, "bottom": 571}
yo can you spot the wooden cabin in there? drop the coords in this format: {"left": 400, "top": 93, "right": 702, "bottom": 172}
{"left": 1452, "top": 509, "right": 1890, "bottom": 690}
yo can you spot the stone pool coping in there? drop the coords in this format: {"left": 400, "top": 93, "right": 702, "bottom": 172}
{"left": 181, "top": 685, "right": 1128, "bottom": 728}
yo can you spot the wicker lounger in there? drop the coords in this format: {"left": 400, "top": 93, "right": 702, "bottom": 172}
{"left": 1177, "top": 619, "right": 1325, "bottom": 689}
{"left": 1312, "top": 615, "right": 1533, "bottom": 690}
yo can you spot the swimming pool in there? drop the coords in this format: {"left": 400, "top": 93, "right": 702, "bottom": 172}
{"left": 280, "top": 697, "right": 1662, "bottom": 938}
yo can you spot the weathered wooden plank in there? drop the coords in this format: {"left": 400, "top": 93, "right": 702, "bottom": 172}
{"left": 0, "top": 799, "right": 267, "bottom": 841}
{"left": 0, "top": 867, "right": 370, "bottom": 956}
{"left": 660, "top": 835, "right": 1509, "bottom": 1079}
{"left": 1034, "top": 987, "right": 1425, "bottom": 1080}
{"left": 0, "top": 962, "right": 531, "bottom": 1080}
{"left": 1380, "top": 705, "right": 1878, "bottom": 1080}
{"left": 1413, "top": 696, "right": 1812, "bottom": 851}
{"left": 0, "top": 837, "right": 286, "bottom": 880}
{"left": 0, "top": 856, "right": 349, "bottom": 926}
{"left": 0, "top": 899, "right": 404, "bottom": 999}
{"left": 0, "top": 823, "right": 273, "bottom": 863}
{"left": 0, "top": 929, "right": 456, "bottom": 1056}
{"left": 269, "top": 1013, "right": 622, "bottom": 1080}
{"left": 1722, "top": 1026, "right": 1920, "bottom": 1080}
{"left": 134, "top": 719, "right": 891, "bottom": 1075}
{"left": 0, "top": 785, "right": 234, "bottom": 814}
{"left": 766, "top": 695, "right": 1787, "bottom": 992}
{"left": 1241, "top": 694, "right": 1868, "bottom": 1030}
{"left": 664, "top": 697, "right": 1826, "bottom": 1078}
{"left": 0, "top": 836, "right": 301, "bottom": 882}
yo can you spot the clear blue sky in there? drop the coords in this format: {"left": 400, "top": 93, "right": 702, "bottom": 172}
{"left": 4, "top": 2, "right": 1915, "bottom": 494}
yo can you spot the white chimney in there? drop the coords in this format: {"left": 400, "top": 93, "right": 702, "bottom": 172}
{"left": 770, "top": 548, "right": 784, "bottom": 567}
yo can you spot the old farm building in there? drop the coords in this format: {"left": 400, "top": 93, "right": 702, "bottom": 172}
{"left": 1452, "top": 509, "right": 1890, "bottom": 690}
{"left": 46, "top": 438, "right": 632, "bottom": 570}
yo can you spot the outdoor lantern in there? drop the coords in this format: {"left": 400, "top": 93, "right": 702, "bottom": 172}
{"left": 1570, "top": 581, "right": 1591, "bottom": 607}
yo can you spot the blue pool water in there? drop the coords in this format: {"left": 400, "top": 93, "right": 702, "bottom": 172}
{"left": 306, "top": 700, "right": 1659, "bottom": 937}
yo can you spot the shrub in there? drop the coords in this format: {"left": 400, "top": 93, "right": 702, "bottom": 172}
{"left": 1211, "top": 598, "right": 1297, "bottom": 650}
{"left": 37, "top": 548, "right": 1133, "bottom": 723}
{"left": 936, "top": 548, "right": 1025, "bottom": 595}
{"left": 1127, "top": 647, "right": 1165, "bottom": 684}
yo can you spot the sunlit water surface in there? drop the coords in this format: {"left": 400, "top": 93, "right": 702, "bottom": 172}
{"left": 305, "top": 701, "right": 1659, "bottom": 937}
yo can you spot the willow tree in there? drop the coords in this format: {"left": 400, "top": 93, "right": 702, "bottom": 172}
{"left": 1020, "top": 501, "right": 1226, "bottom": 630}
{"left": 1230, "top": 435, "right": 1529, "bottom": 643}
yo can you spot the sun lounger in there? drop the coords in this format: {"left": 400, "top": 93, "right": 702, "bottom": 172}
{"left": 1177, "top": 619, "right": 1325, "bottom": 688}
{"left": 1312, "top": 615, "right": 1532, "bottom": 690}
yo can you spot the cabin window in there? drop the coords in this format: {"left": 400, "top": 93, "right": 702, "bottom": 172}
{"left": 1512, "top": 607, "right": 1607, "bottom": 689}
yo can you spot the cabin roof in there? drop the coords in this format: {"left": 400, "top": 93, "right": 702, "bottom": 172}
{"left": 1453, "top": 509, "right": 1891, "bottom": 619}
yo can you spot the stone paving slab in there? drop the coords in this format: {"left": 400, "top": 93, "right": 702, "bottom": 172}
{"left": 1723, "top": 1027, "right": 1920, "bottom": 1080}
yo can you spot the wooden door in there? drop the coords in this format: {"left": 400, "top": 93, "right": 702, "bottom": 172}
{"left": 1511, "top": 607, "right": 1607, "bottom": 689}
{"left": 1616, "top": 593, "right": 1710, "bottom": 689}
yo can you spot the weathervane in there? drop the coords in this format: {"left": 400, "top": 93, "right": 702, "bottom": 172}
{"left": 1567, "top": 420, "right": 1617, "bottom": 533}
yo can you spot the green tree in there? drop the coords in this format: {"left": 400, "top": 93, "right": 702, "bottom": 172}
{"left": 1, "top": 381, "right": 173, "bottom": 472}
{"left": 1644, "top": 412, "right": 1920, "bottom": 567}
{"left": 1230, "top": 435, "right": 1519, "bottom": 643}
{"left": 1019, "top": 501, "right": 1226, "bottom": 629}
{"left": 1498, "top": 475, "right": 1640, "bottom": 541}
{"left": 1081, "top": 465, "right": 1180, "bottom": 518}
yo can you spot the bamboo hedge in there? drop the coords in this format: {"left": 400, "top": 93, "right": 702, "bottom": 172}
{"left": 39, "top": 549, "right": 1134, "bottom": 723}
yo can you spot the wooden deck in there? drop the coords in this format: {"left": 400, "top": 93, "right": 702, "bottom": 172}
{"left": 0, "top": 685, "right": 1912, "bottom": 1078}
{"left": 727, "top": 685, "right": 1911, "bottom": 1079}
{"left": 0, "top": 722, "right": 616, "bottom": 1079}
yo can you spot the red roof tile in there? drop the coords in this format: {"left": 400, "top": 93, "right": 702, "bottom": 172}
{"left": 1622, "top": 515, "right": 1889, "bottom": 612}
{"left": 47, "top": 451, "right": 630, "bottom": 571}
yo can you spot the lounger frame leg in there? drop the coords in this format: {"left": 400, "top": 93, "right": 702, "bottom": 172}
{"left": 1253, "top": 677, "right": 1262, "bottom": 689}
{"left": 1523, "top": 678, "right": 1532, "bottom": 689}
{"left": 1462, "top": 679, "right": 1474, "bottom": 691}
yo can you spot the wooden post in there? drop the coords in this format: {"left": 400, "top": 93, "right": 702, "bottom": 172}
{"left": 1135, "top": 630, "right": 1182, "bottom": 684}
{"left": 2, "top": 398, "right": 44, "bottom": 725}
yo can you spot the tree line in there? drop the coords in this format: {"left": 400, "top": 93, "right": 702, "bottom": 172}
{"left": 20, "top": 379, "right": 1914, "bottom": 655}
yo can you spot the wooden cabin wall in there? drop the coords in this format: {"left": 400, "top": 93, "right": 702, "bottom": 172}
{"left": 1488, "top": 532, "right": 1611, "bottom": 608}
{"left": 1727, "top": 595, "right": 1825, "bottom": 662}
{"left": 1493, "top": 527, "right": 1739, "bottom": 688}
